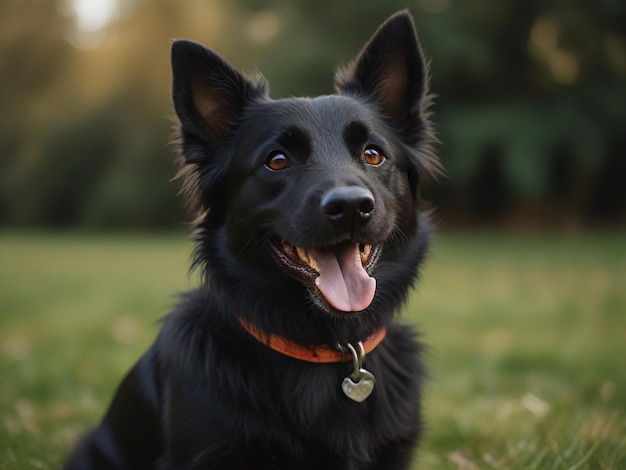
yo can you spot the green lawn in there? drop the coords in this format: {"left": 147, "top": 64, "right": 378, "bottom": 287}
{"left": 1, "top": 231, "right": 625, "bottom": 469}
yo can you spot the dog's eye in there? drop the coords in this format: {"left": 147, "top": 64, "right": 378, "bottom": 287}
{"left": 265, "top": 152, "right": 289, "bottom": 171}
{"left": 363, "top": 147, "right": 385, "bottom": 166}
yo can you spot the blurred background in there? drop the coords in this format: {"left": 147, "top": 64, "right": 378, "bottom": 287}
{"left": 2, "top": 0, "right": 625, "bottom": 231}
{"left": 2, "top": 3, "right": 626, "bottom": 467}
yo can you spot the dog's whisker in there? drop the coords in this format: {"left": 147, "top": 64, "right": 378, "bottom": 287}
{"left": 234, "top": 235, "right": 257, "bottom": 262}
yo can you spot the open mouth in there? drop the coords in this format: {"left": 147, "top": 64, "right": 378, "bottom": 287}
{"left": 270, "top": 238, "right": 381, "bottom": 313}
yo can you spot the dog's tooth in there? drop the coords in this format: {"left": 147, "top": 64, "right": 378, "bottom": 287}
{"left": 308, "top": 253, "right": 319, "bottom": 272}
{"left": 301, "top": 248, "right": 319, "bottom": 271}
{"left": 360, "top": 244, "right": 372, "bottom": 264}
{"left": 281, "top": 240, "right": 292, "bottom": 253}
{"left": 295, "top": 246, "right": 308, "bottom": 263}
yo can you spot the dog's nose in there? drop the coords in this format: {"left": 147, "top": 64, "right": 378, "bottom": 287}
{"left": 321, "top": 186, "right": 375, "bottom": 228}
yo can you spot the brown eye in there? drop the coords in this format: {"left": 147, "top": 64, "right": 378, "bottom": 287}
{"left": 363, "top": 146, "right": 385, "bottom": 166}
{"left": 265, "top": 152, "right": 289, "bottom": 171}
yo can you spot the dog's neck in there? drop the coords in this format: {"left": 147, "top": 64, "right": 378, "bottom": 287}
{"left": 237, "top": 317, "right": 387, "bottom": 363}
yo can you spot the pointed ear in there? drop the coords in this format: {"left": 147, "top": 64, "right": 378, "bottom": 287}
{"left": 335, "top": 11, "right": 429, "bottom": 144}
{"left": 171, "top": 40, "right": 268, "bottom": 161}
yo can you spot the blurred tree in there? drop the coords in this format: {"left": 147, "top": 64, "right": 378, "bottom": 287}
{"left": 1, "top": 0, "right": 624, "bottom": 229}
{"left": 412, "top": 0, "right": 626, "bottom": 226}
{"left": 0, "top": 0, "right": 75, "bottom": 223}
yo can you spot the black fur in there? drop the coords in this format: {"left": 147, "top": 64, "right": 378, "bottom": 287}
{"left": 66, "top": 10, "right": 440, "bottom": 470}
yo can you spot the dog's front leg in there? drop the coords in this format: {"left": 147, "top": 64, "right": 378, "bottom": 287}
{"left": 65, "top": 347, "right": 164, "bottom": 469}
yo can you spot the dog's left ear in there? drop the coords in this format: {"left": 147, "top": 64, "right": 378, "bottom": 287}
{"left": 335, "top": 10, "right": 430, "bottom": 147}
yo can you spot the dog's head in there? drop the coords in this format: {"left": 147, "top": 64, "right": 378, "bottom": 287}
{"left": 171, "top": 11, "right": 438, "bottom": 336}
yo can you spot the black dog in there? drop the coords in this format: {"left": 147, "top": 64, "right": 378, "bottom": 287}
{"left": 66, "top": 10, "right": 439, "bottom": 470}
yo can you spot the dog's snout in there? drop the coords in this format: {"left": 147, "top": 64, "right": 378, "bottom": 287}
{"left": 320, "top": 186, "right": 375, "bottom": 229}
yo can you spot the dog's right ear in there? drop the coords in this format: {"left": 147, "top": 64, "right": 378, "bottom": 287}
{"left": 171, "top": 40, "right": 268, "bottom": 162}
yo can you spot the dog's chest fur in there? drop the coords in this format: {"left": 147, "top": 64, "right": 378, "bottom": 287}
{"left": 156, "top": 291, "right": 425, "bottom": 468}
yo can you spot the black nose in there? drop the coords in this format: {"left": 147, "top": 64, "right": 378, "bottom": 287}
{"left": 320, "top": 186, "right": 375, "bottom": 229}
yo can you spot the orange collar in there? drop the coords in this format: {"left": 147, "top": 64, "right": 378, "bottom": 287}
{"left": 237, "top": 317, "right": 387, "bottom": 363}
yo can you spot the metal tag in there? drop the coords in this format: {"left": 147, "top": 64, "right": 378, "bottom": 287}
{"left": 341, "top": 342, "right": 375, "bottom": 402}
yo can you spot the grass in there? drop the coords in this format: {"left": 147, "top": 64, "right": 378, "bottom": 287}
{"left": 1, "top": 230, "right": 625, "bottom": 469}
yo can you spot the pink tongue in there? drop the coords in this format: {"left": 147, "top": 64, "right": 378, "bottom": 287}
{"left": 312, "top": 244, "right": 376, "bottom": 312}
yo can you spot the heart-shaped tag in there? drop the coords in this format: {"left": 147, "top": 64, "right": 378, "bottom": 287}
{"left": 342, "top": 368, "right": 375, "bottom": 402}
